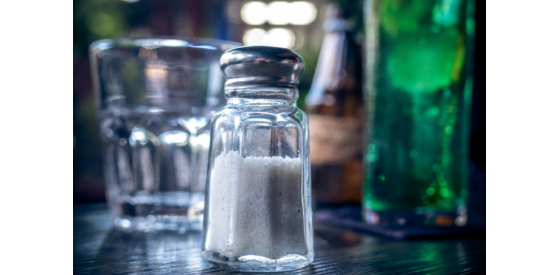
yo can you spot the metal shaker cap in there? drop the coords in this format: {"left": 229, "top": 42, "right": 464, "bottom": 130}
{"left": 220, "top": 46, "right": 304, "bottom": 88}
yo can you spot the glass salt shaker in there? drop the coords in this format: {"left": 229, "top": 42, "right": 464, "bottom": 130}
{"left": 201, "top": 46, "right": 313, "bottom": 272}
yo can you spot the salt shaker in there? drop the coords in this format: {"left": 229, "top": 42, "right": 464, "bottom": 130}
{"left": 201, "top": 46, "right": 313, "bottom": 272}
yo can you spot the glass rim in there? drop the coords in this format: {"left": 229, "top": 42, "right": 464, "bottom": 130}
{"left": 89, "top": 36, "right": 242, "bottom": 55}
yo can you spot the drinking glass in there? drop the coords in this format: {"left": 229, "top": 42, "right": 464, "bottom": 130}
{"left": 363, "top": 0, "right": 475, "bottom": 226}
{"left": 90, "top": 38, "right": 240, "bottom": 232}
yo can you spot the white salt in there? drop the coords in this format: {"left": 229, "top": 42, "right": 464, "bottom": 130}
{"left": 205, "top": 151, "right": 308, "bottom": 259}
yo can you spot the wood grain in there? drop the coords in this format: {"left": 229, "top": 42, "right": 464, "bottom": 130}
{"left": 74, "top": 204, "right": 485, "bottom": 274}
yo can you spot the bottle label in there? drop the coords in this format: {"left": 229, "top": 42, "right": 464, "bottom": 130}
{"left": 308, "top": 114, "right": 363, "bottom": 165}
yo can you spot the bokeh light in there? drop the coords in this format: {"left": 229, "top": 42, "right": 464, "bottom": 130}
{"left": 267, "top": 28, "right": 295, "bottom": 48}
{"left": 243, "top": 28, "right": 295, "bottom": 49}
{"left": 243, "top": 28, "right": 267, "bottom": 45}
{"left": 268, "top": 2, "right": 291, "bottom": 25}
{"left": 290, "top": 2, "right": 317, "bottom": 25}
{"left": 240, "top": 1, "right": 316, "bottom": 26}
{"left": 240, "top": 1, "right": 268, "bottom": 25}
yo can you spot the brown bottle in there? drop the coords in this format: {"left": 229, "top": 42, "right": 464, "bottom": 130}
{"left": 306, "top": 4, "right": 364, "bottom": 205}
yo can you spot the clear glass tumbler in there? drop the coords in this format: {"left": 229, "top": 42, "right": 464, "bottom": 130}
{"left": 90, "top": 38, "right": 240, "bottom": 232}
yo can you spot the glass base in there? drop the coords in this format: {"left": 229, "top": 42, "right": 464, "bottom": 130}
{"left": 363, "top": 206, "right": 467, "bottom": 227}
{"left": 113, "top": 216, "right": 202, "bottom": 233}
{"left": 108, "top": 191, "right": 204, "bottom": 233}
{"left": 201, "top": 251, "right": 313, "bottom": 272}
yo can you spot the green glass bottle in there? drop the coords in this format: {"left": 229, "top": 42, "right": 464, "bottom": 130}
{"left": 363, "top": 0, "right": 475, "bottom": 226}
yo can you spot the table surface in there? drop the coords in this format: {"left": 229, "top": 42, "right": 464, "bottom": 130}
{"left": 74, "top": 204, "right": 486, "bottom": 274}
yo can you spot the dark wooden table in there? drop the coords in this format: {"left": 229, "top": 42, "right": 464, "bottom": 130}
{"left": 74, "top": 204, "right": 485, "bottom": 274}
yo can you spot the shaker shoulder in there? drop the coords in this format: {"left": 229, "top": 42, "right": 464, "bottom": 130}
{"left": 211, "top": 105, "right": 308, "bottom": 127}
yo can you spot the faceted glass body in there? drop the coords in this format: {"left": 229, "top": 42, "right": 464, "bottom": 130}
{"left": 201, "top": 98, "right": 313, "bottom": 272}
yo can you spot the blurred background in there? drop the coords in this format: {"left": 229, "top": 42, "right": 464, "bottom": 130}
{"left": 73, "top": 0, "right": 484, "bottom": 210}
